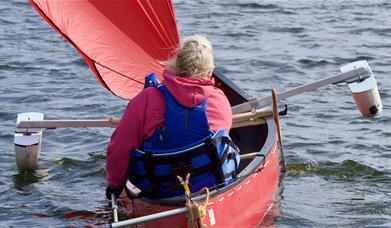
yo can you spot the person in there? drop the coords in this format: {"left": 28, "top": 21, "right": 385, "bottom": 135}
{"left": 106, "top": 35, "right": 237, "bottom": 199}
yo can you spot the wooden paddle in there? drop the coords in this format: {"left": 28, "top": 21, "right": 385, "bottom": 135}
{"left": 271, "top": 88, "right": 286, "bottom": 173}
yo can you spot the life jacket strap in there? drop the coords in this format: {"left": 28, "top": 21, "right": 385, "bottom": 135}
{"left": 205, "top": 143, "right": 225, "bottom": 185}
{"left": 143, "top": 151, "right": 159, "bottom": 194}
{"left": 132, "top": 163, "right": 214, "bottom": 183}
{"left": 134, "top": 141, "right": 209, "bottom": 163}
{"left": 217, "top": 136, "right": 240, "bottom": 178}
{"left": 133, "top": 139, "right": 228, "bottom": 189}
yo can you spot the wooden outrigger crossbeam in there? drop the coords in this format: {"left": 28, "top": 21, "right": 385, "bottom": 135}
{"left": 16, "top": 119, "right": 116, "bottom": 131}
{"left": 16, "top": 110, "right": 273, "bottom": 133}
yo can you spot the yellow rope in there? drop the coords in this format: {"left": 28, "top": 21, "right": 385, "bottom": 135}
{"left": 186, "top": 201, "right": 201, "bottom": 228}
{"left": 198, "top": 187, "right": 209, "bottom": 222}
{"left": 177, "top": 173, "right": 191, "bottom": 197}
{"left": 177, "top": 175, "right": 210, "bottom": 228}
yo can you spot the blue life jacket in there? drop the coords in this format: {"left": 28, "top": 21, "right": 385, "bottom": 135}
{"left": 129, "top": 73, "right": 240, "bottom": 199}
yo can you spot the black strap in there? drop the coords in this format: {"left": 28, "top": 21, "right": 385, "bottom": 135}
{"left": 143, "top": 152, "right": 155, "bottom": 182}
{"left": 217, "top": 136, "right": 240, "bottom": 179}
{"left": 132, "top": 163, "right": 214, "bottom": 183}
{"left": 217, "top": 137, "right": 231, "bottom": 166}
{"left": 142, "top": 151, "right": 159, "bottom": 194}
{"left": 135, "top": 143, "right": 208, "bottom": 163}
{"left": 135, "top": 141, "right": 217, "bottom": 187}
{"left": 206, "top": 142, "right": 225, "bottom": 184}
{"left": 134, "top": 137, "right": 238, "bottom": 190}
{"left": 227, "top": 151, "right": 239, "bottom": 178}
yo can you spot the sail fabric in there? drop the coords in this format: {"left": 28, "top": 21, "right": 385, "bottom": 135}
{"left": 29, "top": 0, "right": 180, "bottom": 99}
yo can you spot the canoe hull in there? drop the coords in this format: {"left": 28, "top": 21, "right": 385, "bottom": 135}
{"left": 121, "top": 138, "right": 280, "bottom": 227}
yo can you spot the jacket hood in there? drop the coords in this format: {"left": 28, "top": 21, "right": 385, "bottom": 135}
{"left": 162, "top": 70, "right": 215, "bottom": 108}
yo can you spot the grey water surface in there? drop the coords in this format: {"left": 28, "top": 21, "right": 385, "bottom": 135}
{"left": 1, "top": 0, "right": 390, "bottom": 227}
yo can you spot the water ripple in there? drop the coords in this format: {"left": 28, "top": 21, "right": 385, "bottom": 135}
{"left": 237, "top": 3, "right": 279, "bottom": 9}
{"left": 269, "top": 27, "right": 305, "bottom": 34}
{"left": 287, "top": 160, "right": 389, "bottom": 182}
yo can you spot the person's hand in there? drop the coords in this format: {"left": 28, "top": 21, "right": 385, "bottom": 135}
{"left": 106, "top": 186, "right": 123, "bottom": 200}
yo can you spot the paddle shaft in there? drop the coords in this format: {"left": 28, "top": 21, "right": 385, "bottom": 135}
{"left": 272, "top": 89, "right": 286, "bottom": 173}
{"left": 231, "top": 67, "right": 370, "bottom": 114}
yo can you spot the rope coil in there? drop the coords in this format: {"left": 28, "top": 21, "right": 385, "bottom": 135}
{"left": 177, "top": 174, "right": 209, "bottom": 228}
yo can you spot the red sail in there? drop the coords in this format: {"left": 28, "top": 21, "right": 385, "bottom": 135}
{"left": 30, "top": 0, "right": 180, "bottom": 99}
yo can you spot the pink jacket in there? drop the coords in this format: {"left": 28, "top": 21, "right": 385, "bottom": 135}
{"left": 106, "top": 70, "right": 232, "bottom": 190}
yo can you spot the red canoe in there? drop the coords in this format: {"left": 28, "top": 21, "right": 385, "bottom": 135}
{"left": 28, "top": 1, "right": 282, "bottom": 226}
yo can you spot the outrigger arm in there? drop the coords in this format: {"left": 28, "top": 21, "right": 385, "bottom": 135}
{"left": 232, "top": 67, "right": 371, "bottom": 114}
{"left": 15, "top": 119, "right": 117, "bottom": 133}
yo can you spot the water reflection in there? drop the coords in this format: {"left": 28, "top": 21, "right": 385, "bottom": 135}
{"left": 12, "top": 169, "right": 49, "bottom": 192}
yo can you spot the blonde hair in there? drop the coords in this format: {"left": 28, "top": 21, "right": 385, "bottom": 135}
{"left": 165, "top": 35, "right": 214, "bottom": 79}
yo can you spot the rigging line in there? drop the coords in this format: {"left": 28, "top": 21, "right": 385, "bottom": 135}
{"left": 93, "top": 60, "right": 144, "bottom": 85}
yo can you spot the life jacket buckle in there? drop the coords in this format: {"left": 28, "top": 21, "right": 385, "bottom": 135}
{"left": 221, "top": 136, "right": 230, "bottom": 144}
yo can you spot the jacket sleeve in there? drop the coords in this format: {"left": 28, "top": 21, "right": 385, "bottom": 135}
{"left": 106, "top": 95, "right": 146, "bottom": 190}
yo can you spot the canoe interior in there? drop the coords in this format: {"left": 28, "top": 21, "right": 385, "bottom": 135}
{"left": 133, "top": 68, "right": 271, "bottom": 206}
{"left": 213, "top": 68, "right": 269, "bottom": 171}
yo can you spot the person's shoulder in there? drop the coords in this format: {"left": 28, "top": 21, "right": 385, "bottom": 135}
{"left": 210, "top": 87, "right": 229, "bottom": 101}
{"left": 207, "top": 87, "right": 231, "bottom": 110}
{"left": 139, "top": 86, "right": 160, "bottom": 94}
{"left": 125, "top": 86, "right": 165, "bottom": 113}
{"left": 133, "top": 87, "right": 162, "bottom": 100}
{"left": 136, "top": 86, "right": 165, "bottom": 106}
{"left": 212, "top": 87, "right": 225, "bottom": 95}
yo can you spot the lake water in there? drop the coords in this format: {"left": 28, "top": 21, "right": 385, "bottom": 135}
{"left": 1, "top": 0, "right": 390, "bottom": 227}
